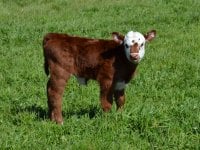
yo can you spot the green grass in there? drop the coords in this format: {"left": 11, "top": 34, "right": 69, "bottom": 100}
{"left": 0, "top": 0, "right": 200, "bottom": 149}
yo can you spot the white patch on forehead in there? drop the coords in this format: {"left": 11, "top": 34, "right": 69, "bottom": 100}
{"left": 125, "top": 31, "right": 145, "bottom": 46}
{"left": 124, "top": 31, "right": 146, "bottom": 63}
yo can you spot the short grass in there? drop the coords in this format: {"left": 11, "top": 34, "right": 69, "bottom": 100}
{"left": 0, "top": 0, "right": 199, "bottom": 149}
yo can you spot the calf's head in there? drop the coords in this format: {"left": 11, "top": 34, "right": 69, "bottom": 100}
{"left": 113, "top": 30, "right": 156, "bottom": 64}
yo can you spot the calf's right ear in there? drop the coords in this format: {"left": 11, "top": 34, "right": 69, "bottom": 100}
{"left": 112, "top": 32, "right": 124, "bottom": 44}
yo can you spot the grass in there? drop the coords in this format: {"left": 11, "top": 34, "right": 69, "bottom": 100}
{"left": 0, "top": 0, "right": 199, "bottom": 149}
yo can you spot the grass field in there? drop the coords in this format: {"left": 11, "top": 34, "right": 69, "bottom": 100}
{"left": 0, "top": 0, "right": 199, "bottom": 149}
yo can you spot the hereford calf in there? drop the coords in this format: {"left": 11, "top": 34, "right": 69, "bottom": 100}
{"left": 43, "top": 30, "right": 156, "bottom": 124}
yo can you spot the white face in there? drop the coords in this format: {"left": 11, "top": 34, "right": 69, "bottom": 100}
{"left": 124, "top": 31, "right": 146, "bottom": 64}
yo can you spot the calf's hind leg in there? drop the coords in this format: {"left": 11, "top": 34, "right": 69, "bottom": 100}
{"left": 47, "top": 65, "right": 70, "bottom": 124}
{"left": 114, "top": 90, "right": 125, "bottom": 110}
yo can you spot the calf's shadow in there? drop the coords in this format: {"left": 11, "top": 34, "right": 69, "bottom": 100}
{"left": 13, "top": 104, "right": 99, "bottom": 121}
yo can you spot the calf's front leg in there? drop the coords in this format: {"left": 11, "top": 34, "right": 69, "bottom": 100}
{"left": 114, "top": 90, "right": 125, "bottom": 110}
{"left": 99, "top": 81, "right": 114, "bottom": 112}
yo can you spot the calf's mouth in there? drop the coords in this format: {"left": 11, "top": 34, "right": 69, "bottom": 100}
{"left": 130, "top": 52, "right": 140, "bottom": 62}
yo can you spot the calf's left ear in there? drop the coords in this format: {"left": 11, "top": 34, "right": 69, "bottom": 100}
{"left": 144, "top": 30, "right": 156, "bottom": 42}
{"left": 112, "top": 32, "right": 124, "bottom": 44}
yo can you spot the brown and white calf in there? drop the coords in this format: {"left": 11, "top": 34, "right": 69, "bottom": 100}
{"left": 43, "top": 30, "right": 156, "bottom": 124}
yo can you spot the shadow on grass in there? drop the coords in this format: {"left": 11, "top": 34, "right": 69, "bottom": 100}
{"left": 11, "top": 104, "right": 48, "bottom": 120}
{"left": 11, "top": 104, "right": 99, "bottom": 121}
{"left": 26, "top": 105, "right": 48, "bottom": 120}
{"left": 63, "top": 105, "right": 100, "bottom": 119}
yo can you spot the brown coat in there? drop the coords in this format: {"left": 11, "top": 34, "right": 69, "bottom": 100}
{"left": 43, "top": 30, "right": 156, "bottom": 124}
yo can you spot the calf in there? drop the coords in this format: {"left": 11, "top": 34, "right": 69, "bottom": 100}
{"left": 43, "top": 30, "right": 156, "bottom": 124}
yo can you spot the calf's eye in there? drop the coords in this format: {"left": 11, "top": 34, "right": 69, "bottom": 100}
{"left": 141, "top": 43, "right": 144, "bottom": 47}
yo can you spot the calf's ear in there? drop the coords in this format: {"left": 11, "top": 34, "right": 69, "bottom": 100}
{"left": 144, "top": 30, "right": 156, "bottom": 42}
{"left": 112, "top": 32, "right": 124, "bottom": 44}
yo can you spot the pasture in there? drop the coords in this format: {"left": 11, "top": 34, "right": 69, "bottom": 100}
{"left": 0, "top": 0, "right": 199, "bottom": 149}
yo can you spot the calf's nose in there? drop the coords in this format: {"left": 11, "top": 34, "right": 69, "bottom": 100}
{"left": 130, "top": 53, "right": 139, "bottom": 61}
{"left": 130, "top": 43, "right": 139, "bottom": 53}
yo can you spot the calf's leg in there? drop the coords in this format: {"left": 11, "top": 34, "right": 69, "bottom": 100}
{"left": 99, "top": 80, "right": 114, "bottom": 112}
{"left": 47, "top": 64, "right": 70, "bottom": 124}
{"left": 114, "top": 90, "right": 125, "bottom": 110}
